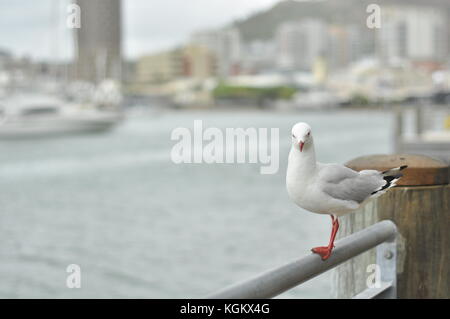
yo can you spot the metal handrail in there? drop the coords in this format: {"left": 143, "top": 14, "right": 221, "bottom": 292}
{"left": 207, "top": 220, "right": 397, "bottom": 299}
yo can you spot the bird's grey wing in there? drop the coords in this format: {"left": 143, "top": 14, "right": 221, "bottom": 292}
{"left": 318, "top": 164, "right": 385, "bottom": 203}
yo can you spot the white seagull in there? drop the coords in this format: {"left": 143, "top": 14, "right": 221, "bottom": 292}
{"left": 286, "top": 122, "right": 407, "bottom": 260}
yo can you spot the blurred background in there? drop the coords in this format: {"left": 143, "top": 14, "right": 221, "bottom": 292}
{"left": 0, "top": 0, "right": 449, "bottom": 298}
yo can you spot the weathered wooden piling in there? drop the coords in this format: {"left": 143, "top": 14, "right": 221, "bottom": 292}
{"left": 333, "top": 154, "right": 449, "bottom": 299}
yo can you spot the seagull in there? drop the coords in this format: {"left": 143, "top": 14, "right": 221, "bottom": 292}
{"left": 286, "top": 122, "right": 407, "bottom": 260}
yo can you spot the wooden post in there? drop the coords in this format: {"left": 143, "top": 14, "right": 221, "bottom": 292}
{"left": 333, "top": 154, "right": 449, "bottom": 299}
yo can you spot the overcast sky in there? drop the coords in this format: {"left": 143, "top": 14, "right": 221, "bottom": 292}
{"left": 0, "top": 0, "right": 280, "bottom": 61}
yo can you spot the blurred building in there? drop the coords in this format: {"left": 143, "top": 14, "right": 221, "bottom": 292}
{"left": 190, "top": 28, "right": 242, "bottom": 77}
{"left": 135, "top": 49, "right": 183, "bottom": 84}
{"left": 276, "top": 19, "right": 328, "bottom": 71}
{"left": 74, "top": 0, "right": 122, "bottom": 83}
{"left": 0, "top": 50, "right": 12, "bottom": 71}
{"left": 378, "top": 5, "right": 449, "bottom": 66}
{"left": 241, "top": 40, "right": 277, "bottom": 74}
{"left": 327, "top": 25, "right": 363, "bottom": 70}
{"left": 217, "top": 28, "right": 242, "bottom": 77}
{"left": 183, "top": 45, "right": 217, "bottom": 79}
{"left": 135, "top": 45, "right": 216, "bottom": 85}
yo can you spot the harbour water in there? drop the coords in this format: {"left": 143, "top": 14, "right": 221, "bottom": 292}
{"left": 0, "top": 109, "right": 392, "bottom": 298}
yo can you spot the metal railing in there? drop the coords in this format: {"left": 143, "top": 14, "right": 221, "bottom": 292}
{"left": 207, "top": 220, "right": 397, "bottom": 299}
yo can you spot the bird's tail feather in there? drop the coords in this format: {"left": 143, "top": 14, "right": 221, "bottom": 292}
{"left": 382, "top": 165, "right": 408, "bottom": 177}
{"left": 371, "top": 165, "right": 408, "bottom": 196}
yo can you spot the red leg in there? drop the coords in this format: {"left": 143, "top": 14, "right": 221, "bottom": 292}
{"left": 311, "top": 215, "right": 339, "bottom": 260}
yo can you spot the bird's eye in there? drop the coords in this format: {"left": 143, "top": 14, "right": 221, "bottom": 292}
{"left": 307, "top": 131, "right": 311, "bottom": 137}
{"left": 292, "top": 134, "right": 295, "bottom": 138}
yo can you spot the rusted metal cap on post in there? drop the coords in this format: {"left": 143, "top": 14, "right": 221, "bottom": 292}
{"left": 345, "top": 154, "right": 449, "bottom": 186}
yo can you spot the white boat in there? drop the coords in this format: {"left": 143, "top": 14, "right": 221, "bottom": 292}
{"left": 0, "top": 94, "right": 123, "bottom": 139}
{"left": 292, "top": 89, "right": 341, "bottom": 109}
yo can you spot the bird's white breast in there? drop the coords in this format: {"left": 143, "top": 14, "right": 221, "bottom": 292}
{"left": 286, "top": 151, "right": 359, "bottom": 215}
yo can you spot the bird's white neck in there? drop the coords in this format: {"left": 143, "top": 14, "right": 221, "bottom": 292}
{"left": 288, "top": 139, "right": 317, "bottom": 177}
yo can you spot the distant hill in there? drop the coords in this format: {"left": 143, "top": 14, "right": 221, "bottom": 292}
{"left": 232, "top": 0, "right": 450, "bottom": 42}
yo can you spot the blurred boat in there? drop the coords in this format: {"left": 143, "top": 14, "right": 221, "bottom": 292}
{"left": 0, "top": 94, "right": 123, "bottom": 139}
{"left": 292, "top": 89, "right": 342, "bottom": 109}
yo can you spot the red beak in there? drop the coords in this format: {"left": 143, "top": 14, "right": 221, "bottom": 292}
{"left": 299, "top": 141, "right": 304, "bottom": 152}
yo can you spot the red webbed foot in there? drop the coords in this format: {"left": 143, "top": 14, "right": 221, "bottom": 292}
{"left": 311, "top": 215, "right": 339, "bottom": 261}
{"left": 311, "top": 246, "right": 333, "bottom": 260}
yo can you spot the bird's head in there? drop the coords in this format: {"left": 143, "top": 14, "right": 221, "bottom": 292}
{"left": 291, "top": 122, "right": 312, "bottom": 152}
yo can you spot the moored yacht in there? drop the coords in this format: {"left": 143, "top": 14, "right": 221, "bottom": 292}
{"left": 0, "top": 94, "right": 123, "bottom": 139}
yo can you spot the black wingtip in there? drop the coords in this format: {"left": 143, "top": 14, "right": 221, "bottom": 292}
{"left": 400, "top": 165, "right": 408, "bottom": 170}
